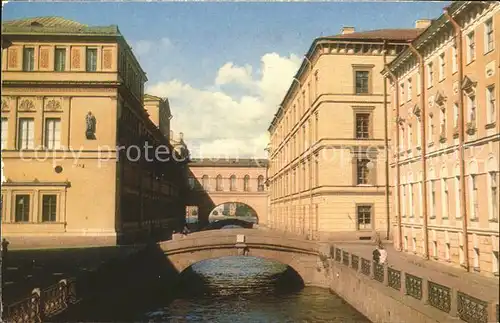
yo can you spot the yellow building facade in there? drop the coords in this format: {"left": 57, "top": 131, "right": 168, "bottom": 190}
{"left": 385, "top": 1, "right": 499, "bottom": 277}
{"left": 1, "top": 17, "right": 187, "bottom": 247}
{"left": 268, "top": 25, "right": 428, "bottom": 240}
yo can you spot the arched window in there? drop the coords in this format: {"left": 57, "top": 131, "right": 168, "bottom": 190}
{"left": 243, "top": 175, "right": 250, "bottom": 191}
{"left": 230, "top": 175, "right": 236, "bottom": 191}
{"left": 258, "top": 175, "right": 265, "bottom": 191}
{"left": 202, "top": 175, "right": 209, "bottom": 191}
{"left": 216, "top": 175, "right": 223, "bottom": 191}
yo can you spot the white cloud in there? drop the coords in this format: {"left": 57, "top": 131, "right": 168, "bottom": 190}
{"left": 147, "top": 52, "right": 301, "bottom": 158}
{"left": 132, "top": 37, "right": 173, "bottom": 57}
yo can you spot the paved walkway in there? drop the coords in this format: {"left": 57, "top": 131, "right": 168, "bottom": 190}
{"left": 2, "top": 245, "right": 141, "bottom": 305}
{"left": 334, "top": 242, "right": 499, "bottom": 303}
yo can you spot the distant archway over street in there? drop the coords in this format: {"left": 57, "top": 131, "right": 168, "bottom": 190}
{"left": 184, "top": 158, "right": 268, "bottom": 227}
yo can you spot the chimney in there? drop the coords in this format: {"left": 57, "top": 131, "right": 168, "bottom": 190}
{"left": 178, "top": 132, "right": 184, "bottom": 141}
{"left": 170, "top": 130, "right": 174, "bottom": 140}
{"left": 341, "top": 26, "right": 355, "bottom": 35}
{"left": 415, "top": 19, "right": 432, "bottom": 29}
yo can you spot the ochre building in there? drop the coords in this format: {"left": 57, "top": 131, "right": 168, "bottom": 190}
{"left": 0, "top": 16, "right": 187, "bottom": 247}
{"left": 267, "top": 22, "right": 431, "bottom": 240}
{"left": 384, "top": 1, "right": 499, "bottom": 277}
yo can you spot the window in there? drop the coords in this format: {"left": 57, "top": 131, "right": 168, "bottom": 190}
{"left": 355, "top": 113, "right": 370, "bottom": 139}
{"left": 493, "top": 251, "right": 499, "bottom": 275}
{"left": 404, "top": 236, "right": 408, "bottom": 251}
{"left": 467, "top": 31, "right": 475, "bottom": 63}
{"left": 427, "top": 62, "right": 433, "bottom": 86}
{"left": 417, "top": 118, "right": 422, "bottom": 147}
{"left": 1, "top": 118, "right": 7, "bottom": 150}
{"left": 407, "top": 78, "right": 412, "bottom": 101}
{"left": 489, "top": 172, "right": 498, "bottom": 221}
{"left": 355, "top": 71, "right": 369, "bottom": 94}
{"left": 432, "top": 239, "right": 438, "bottom": 258}
{"left": 315, "top": 160, "right": 319, "bottom": 187}
{"left": 23, "top": 48, "right": 34, "bottom": 71}
{"left": 485, "top": 19, "right": 494, "bottom": 53}
{"left": 453, "top": 103, "right": 459, "bottom": 128}
{"left": 54, "top": 48, "right": 66, "bottom": 72}
{"left": 356, "top": 205, "right": 372, "bottom": 230}
{"left": 428, "top": 114, "right": 434, "bottom": 143}
{"left": 402, "top": 184, "right": 407, "bottom": 217}
{"left": 42, "top": 195, "right": 57, "bottom": 222}
{"left": 467, "top": 95, "right": 476, "bottom": 123}
{"left": 18, "top": 118, "right": 34, "bottom": 150}
{"left": 412, "top": 237, "right": 417, "bottom": 252}
{"left": 430, "top": 180, "right": 436, "bottom": 218}
{"left": 440, "top": 109, "right": 446, "bottom": 138}
{"left": 400, "top": 83, "right": 405, "bottom": 101}
{"left": 230, "top": 175, "right": 236, "bottom": 191}
{"left": 216, "top": 175, "right": 223, "bottom": 191}
{"left": 258, "top": 175, "right": 265, "bottom": 192}
{"left": 419, "top": 179, "right": 424, "bottom": 218}
{"left": 409, "top": 183, "right": 414, "bottom": 217}
{"left": 15, "top": 195, "right": 30, "bottom": 222}
{"left": 469, "top": 175, "right": 478, "bottom": 220}
{"left": 442, "top": 178, "right": 449, "bottom": 219}
{"left": 86, "top": 48, "right": 97, "bottom": 72}
{"left": 356, "top": 158, "right": 370, "bottom": 185}
{"left": 487, "top": 86, "right": 496, "bottom": 124}
{"left": 407, "top": 124, "right": 412, "bottom": 149}
{"left": 202, "top": 175, "right": 209, "bottom": 190}
{"left": 44, "top": 118, "right": 61, "bottom": 149}
{"left": 455, "top": 176, "right": 461, "bottom": 218}
{"left": 445, "top": 241, "right": 451, "bottom": 261}
{"left": 416, "top": 72, "right": 421, "bottom": 95}
{"left": 452, "top": 44, "right": 458, "bottom": 73}
{"left": 243, "top": 175, "right": 250, "bottom": 191}
{"left": 439, "top": 53, "right": 445, "bottom": 80}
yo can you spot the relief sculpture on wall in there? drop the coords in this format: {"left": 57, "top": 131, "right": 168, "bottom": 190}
{"left": 18, "top": 99, "right": 35, "bottom": 112}
{"left": 85, "top": 111, "right": 97, "bottom": 140}
{"left": 44, "top": 99, "right": 62, "bottom": 112}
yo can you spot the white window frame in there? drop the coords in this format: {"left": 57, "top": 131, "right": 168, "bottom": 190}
{"left": 467, "top": 31, "right": 475, "bottom": 63}
{"left": 439, "top": 53, "right": 445, "bottom": 81}
{"left": 452, "top": 44, "right": 458, "bottom": 73}
{"left": 18, "top": 118, "right": 34, "bottom": 150}
{"left": 488, "top": 171, "right": 498, "bottom": 221}
{"left": 44, "top": 118, "right": 61, "bottom": 150}
{"left": 484, "top": 18, "right": 494, "bottom": 53}
{"left": 1, "top": 118, "right": 8, "bottom": 150}
{"left": 486, "top": 85, "right": 496, "bottom": 124}
{"left": 427, "top": 62, "right": 433, "bottom": 87}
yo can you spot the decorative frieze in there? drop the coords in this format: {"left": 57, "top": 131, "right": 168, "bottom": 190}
{"left": 18, "top": 99, "right": 35, "bottom": 112}
{"left": 44, "top": 98, "right": 62, "bottom": 112}
{"left": 1, "top": 98, "right": 10, "bottom": 112}
{"left": 71, "top": 47, "right": 81, "bottom": 69}
{"left": 8, "top": 48, "right": 18, "bottom": 68}
{"left": 40, "top": 48, "right": 50, "bottom": 69}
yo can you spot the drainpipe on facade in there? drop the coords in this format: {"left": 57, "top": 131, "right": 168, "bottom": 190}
{"left": 385, "top": 67, "right": 403, "bottom": 251}
{"left": 382, "top": 41, "right": 391, "bottom": 241}
{"left": 408, "top": 43, "right": 429, "bottom": 260}
{"left": 444, "top": 7, "right": 470, "bottom": 271}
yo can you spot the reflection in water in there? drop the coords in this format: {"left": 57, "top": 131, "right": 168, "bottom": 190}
{"left": 144, "top": 257, "right": 370, "bottom": 323}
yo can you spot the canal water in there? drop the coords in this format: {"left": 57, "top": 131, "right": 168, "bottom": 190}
{"left": 143, "top": 256, "right": 370, "bottom": 322}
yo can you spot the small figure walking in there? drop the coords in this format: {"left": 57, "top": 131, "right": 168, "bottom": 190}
{"left": 1, "top": 238, "right": 9, "bottom": 267}
{"left": 182, "top": 225, "right": 190, "bottom": 236}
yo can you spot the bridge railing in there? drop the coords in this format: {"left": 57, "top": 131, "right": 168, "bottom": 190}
{"left": 330, "top": 245, "right": 499, "bottom": 323}
{"left": 3, "top": 278, "right": 78, "bottom": 323}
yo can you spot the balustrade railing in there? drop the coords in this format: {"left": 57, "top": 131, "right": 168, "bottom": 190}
{"left": 328, "top": 244, "right": 498, "bottom": 323}
{"left": 342, "top": 251, "right": 349, "bottom": 266}
{"left": 374, "top": 262, "right": 384, "bottom": 282}
{"left": 387, "top": 267, "right": 401, "bottom": 291}
{"left": 351, "top": 255, "right": 359, "bottom": 270}
{"left": 428, "top": 281, "right": 451, "bottom": 313}
{"left": 4, "top": 279, "right": 79, "bottom": 323}
{"left": 457, "top": 292, "right": 488, "bottom": 323}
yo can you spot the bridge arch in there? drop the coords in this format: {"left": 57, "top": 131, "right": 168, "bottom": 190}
{"left": 201, "top": 218, "right": 255, "bottom": 230}
{"left": 161, "top": 229, "right": 325, "bottom": 286}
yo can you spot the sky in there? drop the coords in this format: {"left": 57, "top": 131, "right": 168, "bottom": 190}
{"left": 3, "top": 1, "right": 448, "bottom": 158}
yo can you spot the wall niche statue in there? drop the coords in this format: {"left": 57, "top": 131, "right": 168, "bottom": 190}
{"left": 85, "top": 111, "right": 97, "bottom": 140}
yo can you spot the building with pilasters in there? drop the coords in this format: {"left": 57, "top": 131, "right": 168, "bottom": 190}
{"left": 384, "top": 1, "right": 499, "bottom": 277}
{"left": 268, "top": 23, "right": 429, "bottom": 240}
{"left": 1, "top": 16, "right": 187, "bottom": 247}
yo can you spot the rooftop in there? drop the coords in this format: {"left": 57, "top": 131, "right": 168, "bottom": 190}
{"left": 323, "top": 28, "right": 425, "bottom": 42}
{"left": 2, "top": 16, "right": 119, "bottom": 35}
{"left": 189, "top": 158, "right": 268, "bottom": 168}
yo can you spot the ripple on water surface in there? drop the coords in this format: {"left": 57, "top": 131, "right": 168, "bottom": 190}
{"left": 144, "top": 256, "right": 370, "bottom": 323}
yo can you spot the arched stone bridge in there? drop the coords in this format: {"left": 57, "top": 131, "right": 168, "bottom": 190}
{"left": 159, "top": 229, "right": 328, "bottom": 286}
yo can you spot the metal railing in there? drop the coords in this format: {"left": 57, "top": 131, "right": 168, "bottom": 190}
{"left": 329, "top": 244, "right": 498, "bottom": 323}
{"left": 4, "top": 279, "right": 79, "bottom": 323}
